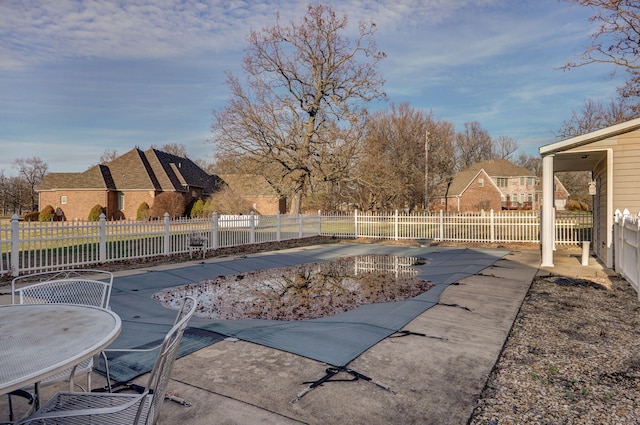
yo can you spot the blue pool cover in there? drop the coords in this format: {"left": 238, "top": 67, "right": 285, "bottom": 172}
{"left": 99, "top": 245, "right": 507, "bottom": 382}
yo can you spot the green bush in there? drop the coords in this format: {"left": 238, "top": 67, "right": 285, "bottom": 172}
{"left": 88, "top": 204, "right": 105, "bottom": 221}
{"left": 189, "top": 199, "right": 205, "bottom": 218}
{"left": 136, "top": 202, "right": 150, "bottom": 221}
{"left": 39, "top": 205, "right": 55, "bottom": 221}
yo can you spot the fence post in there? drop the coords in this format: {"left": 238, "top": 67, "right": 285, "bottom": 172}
{"left": 614, "top": 210, "right": 622, "bottom": 274}
{"left": 354, "top": 209, "right": 359, "bottom": 239}
{"left": 298, "top": 214, "right": 303, "bottom": 238}
{"left": 99, "top": 213, "right": 107, "bottom": 262}
{"left": 490, "top": 209, "right": 495, "bottom": 243}
{"left": 439, "top": 210, "right": 444, "bottom": 241}
{"left": 317, "top": 210, "right": 322, "bottom": 236}
{"left": 276, "top": 212, "right": 281, "bottom": 241}
{"left": 163, "top": 213, "right": 171, "bottom": 255}
{"left": 636, "top": 212, "right": 640, "bottom": 299}
{"left": 10, "top": 214, "right": 19, "bottom": 277}
{"left": 249, "top": 211, "right": 256, "bottom": 244}
{"left": 212, "top": 212, "right": 219, "bottom": 249}
{"left": 394, "top": 210, "right": 399, "bottom": 241}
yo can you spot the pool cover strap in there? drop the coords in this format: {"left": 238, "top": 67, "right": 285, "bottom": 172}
{"left": 291, "top": 366, "right": 395, "bottom": 403}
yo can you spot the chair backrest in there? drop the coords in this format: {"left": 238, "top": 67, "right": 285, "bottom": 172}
{"left": 12, "top": 269, "right": 113, "bottom": 305}
{"left": 17, "top": 278, "right": 111, "bottom": 308}
{"left": 143, "top": 296, "right": 197, "bottom": 425}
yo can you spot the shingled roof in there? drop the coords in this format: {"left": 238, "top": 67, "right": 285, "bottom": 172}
{"left": 37, "top": 147, "right": 220, "bottom": 194}
{"left": 218, "top": 174, "right": 279, "bottom": 197}
{"left": 434, "top": 159, "right": 535, "bottom": 197}
{"left": 38, "top": 164, "right": 116, "bottom": 190}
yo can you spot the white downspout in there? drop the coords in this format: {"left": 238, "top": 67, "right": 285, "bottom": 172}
{"left": 541, "top": 154, "right": 555, "bottom": 267}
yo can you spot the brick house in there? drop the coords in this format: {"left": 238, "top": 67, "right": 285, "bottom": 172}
{"left": 218, "top": 174, "right": 286, "bottom": 215}
{"left": 37, "top": 147, "right": 221, "bottom": 221}
{"left": 428, "top": 159, "right": 569, "bottom": 213}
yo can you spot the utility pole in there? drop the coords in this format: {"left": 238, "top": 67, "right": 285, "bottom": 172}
{"left": 424, "top": 130, "right": 429, "bottom": 211}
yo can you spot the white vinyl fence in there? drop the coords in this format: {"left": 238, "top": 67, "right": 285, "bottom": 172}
{"left": 613, "top": 209, "right": 640, "bottom": 298}
{"left": 320, "top": 209, "right": 591, "bottom": 245}
{"left": 0, "top": 209, "right": 591, "bottom": 277}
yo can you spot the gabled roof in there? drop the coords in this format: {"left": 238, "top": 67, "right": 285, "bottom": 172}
{"left": 433, "top": 159, "right": 534, "bottom": 197}
{"left": 218, "top": 174, "right": 280, "bottom": 198}
{"left": 37, "top": 147, "right": 220, "bottom": 194}
{"left": 38, "top": 164, "right": 116, "bottom": 190}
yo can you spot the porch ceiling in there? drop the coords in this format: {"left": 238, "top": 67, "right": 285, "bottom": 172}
{"left": 552, "top": 150, "right": 607, "bottom": 172}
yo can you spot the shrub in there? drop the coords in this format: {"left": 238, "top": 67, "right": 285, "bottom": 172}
{"left": 39, "top": 205, "right": 55, "bottom": 221}
{"left": 566, "top": 199, "right": 590, "bottom": 212}
{"left": 88, "top": 204, "right": 105, "bottom": 221}
{"left": 189, "top": 199, "right": 205, "bottom": 218}
{"left": 136, "top": 202, "right": 150, "bottom": 221}
{"left": 24, "top": 211, "right": 40, "bottom": 221}
{"left": 206, "top": 186, "right": 252, "bottom": 214}
{"left": 150, "top": 192, "right": 188, "bottom": 218}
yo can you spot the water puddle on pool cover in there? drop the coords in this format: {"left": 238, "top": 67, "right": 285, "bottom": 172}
{"left": 153, "top": 255, "right": 433, "bottom": 320}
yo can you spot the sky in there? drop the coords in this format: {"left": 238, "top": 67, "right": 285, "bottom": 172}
{"left": 0, "top": 0, "right": 629, "bottom": 177}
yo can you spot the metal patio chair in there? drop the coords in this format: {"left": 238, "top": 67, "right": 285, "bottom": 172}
{"left": 17, "top": 296, "right": 197, "bottom": 425}
{"left": 6, "top": 270, "right": 113, "bottom": 422}
{"left": 188, "top": 233, "right": 207, "bottom": 259}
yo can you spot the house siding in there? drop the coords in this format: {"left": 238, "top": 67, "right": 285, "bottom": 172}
{"left": 566, "top": 129, "right": 640, "bottom": 214}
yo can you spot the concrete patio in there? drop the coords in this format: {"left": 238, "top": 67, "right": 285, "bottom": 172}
{"left": 1, "top": 242, "right": 613, "bottom": 424}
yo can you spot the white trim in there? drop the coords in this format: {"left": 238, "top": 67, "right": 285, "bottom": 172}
{"left": 606, "top": 149, "right": 614, "bottom": 267}
{"left": 540, "top": 117, "right": 640, "bottom": 155}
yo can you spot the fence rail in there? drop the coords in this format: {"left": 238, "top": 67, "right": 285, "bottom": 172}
{"left": 0, "top": 210, "right": 592, "bottom": 277}
{"left": 613, "top": 209, "right": 640, "bottom": 298}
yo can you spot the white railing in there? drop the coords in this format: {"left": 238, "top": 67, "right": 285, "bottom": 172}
{"left": 1, "top": 212, "right": 317, "bottom": 277}
{"left": 319, "top": 209, "right": 590, "bottom": 245}
{"left": 614, "top": 209, "right": 640, "bottom": 298}
{"left": 0, "top": 209, "right": 591, "bottom": 277}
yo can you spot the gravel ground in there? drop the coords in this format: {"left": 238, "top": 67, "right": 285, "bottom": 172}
{"left": 468, "top": 270, "right": 640, "bottom": 424}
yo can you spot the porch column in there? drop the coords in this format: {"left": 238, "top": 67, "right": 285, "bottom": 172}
{"left": 541, "top": 154, "right": 555, "bottom": 267}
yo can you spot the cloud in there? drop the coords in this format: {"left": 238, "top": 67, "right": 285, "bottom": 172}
{"left": 0, "top": 0, "right": 511, "bottom": 70}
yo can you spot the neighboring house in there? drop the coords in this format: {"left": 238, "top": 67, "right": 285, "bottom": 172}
{"left": 37, "top": 147, "right": 221, "bottom": 220}
{"left": 218, "top": 174, "right": 286, "bottom": 215}
{"left": 540, "top": 117, "right": 640, "bottom": 268}
{"left": 428, "top": 159, "right": 568, "bottom": 213}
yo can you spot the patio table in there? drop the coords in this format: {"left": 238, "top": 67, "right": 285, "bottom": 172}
{"left": 0, "top": 303, "right": 121, "bottom": 398}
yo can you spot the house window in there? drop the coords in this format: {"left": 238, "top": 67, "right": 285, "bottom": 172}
{"left": 528, "top": 194, "right": 533, "bottom": 203}
{"left": 520, "top": 177, "right": 525, "bottom": 185}
{"left": 535, "top": 194, "right": 539, "bottom": 202}
{"left": 440, "top": 198, "right": 446, "bottom": 206}
{"left": 478, "top": 178, "right": 484, "bottom": 187}
{"left": 520, "top": 193, "right": 525, "bottom": 202}
{"left": 118, "top": 193, "right": 125, "bottom": 210}
{"left": 497, "top": 178, "right": 508, "bottom": 187}
{"left": 60, "top": 195, "right": 67, "bottom": 205}
{"left": 527, "top": 177, "right": 534, "bottom": 186}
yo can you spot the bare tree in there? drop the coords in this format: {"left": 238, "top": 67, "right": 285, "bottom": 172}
{"left": 556, "top": 97, "right": 634, "bottom": 138}
{"left": 562, "top": 0, "right": 640, "bottom": 105}
{"left": 211, "top": 4, "right": 386, "bottom": 214}
{"left": 455, "top": 121, "right": 493, "bottom": 170}
{"left": 492, "top": 135, "right": 519, "bottom": 160}
{"left": 13, "top": 157, "right": 48, "bottom": 212}
{"left": 99, "top": 149, "right": 119, "bottom": 164}
{"left": 154, "top": 143, "right": 188, "bottom": 158}
{"left": 350, "top": 103, "right": 458, "bottom": 212}
{"left": 514, "top": 153, "right": 542, "bottom": 176}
